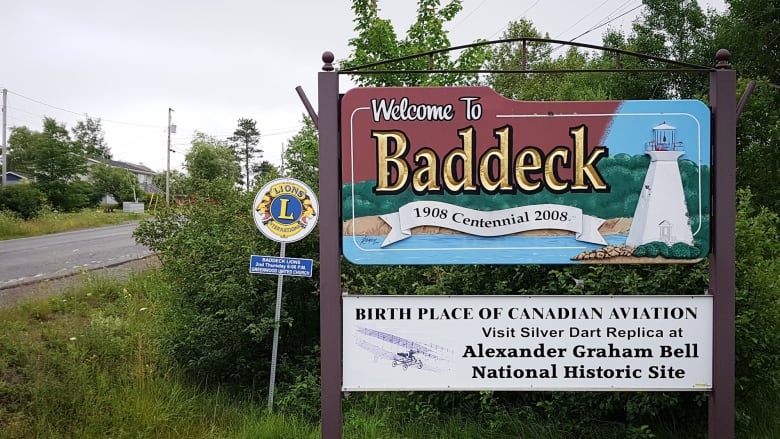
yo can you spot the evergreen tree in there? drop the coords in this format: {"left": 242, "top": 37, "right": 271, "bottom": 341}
{"left": 228, "top": 118, "right": 261, "bottom": 191}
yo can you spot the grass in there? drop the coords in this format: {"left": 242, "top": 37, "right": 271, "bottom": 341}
{"left": 1, "top": 269, "right": 777, "bottom": 438}
{"left": 0, "top": 209, "right": 145, "bottom": 240}
{"left": 0, "top": 269, "right": 568, "bottom": 438}
{"left": 0, "top": 269, "right": 316, "bottom": 438}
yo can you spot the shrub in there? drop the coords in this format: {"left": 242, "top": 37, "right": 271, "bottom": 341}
{"left": 39, "top": 181, "right": 99, "bottom": 211}
{"left": 0, "top": 184, "right": 47, "bottom": 219}
{"left": 733, "top": 189, "right": 780, "bottom": 429}
{"left": 134, "top": 187, "right": 321, "bottom": 387}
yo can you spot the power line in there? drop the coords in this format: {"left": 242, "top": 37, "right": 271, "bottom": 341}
{"left": 488, "top": 0, "right": 542, "bottom": 39}
{"left": 542, "top": 2, "right": 643, "bottom": 56}
{"left": 447, "top": 0, "right": 489, "bottom": 32}
{"left": 7, "top": 89, "right": 165, "bottom": 129}
{"left": 566, "top": 3, "right": 643, "bottom": 44}
{"left": 551, "top": 0, "right": 613, "bottom": 40}
{"left": 586, "top": 0, "right": 640, "bottom": 34}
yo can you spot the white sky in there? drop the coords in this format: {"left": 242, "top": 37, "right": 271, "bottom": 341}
{"left": 2, "top": 0, "right": 726, "bottom": 174}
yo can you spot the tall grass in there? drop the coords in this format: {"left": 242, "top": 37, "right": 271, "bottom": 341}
{"left": 0, "top": 270, "right": 315, "bottom": 438}
{"left": 2, "top": 269, "right": 776, "bottom": 438}
{"left": 0, "top": 209, "right": 144, "bottom": 240}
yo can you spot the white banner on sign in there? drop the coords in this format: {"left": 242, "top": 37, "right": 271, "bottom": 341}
{"left": 379, "top": 201, "right": 607, "bottom": 247}
{"left": 342, "top": 295, "right": 712, "bottom": 391}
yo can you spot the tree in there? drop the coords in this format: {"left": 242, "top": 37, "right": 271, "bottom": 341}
{"left": 282, "top": 116, "right": 319, "bottom": 190}
{"left": 153, "top": 170, "right": 186, "bottom": 200}
{"left": 713, "top": 0, "right": 779, "bottom": 85}
{"left": 11, "top": 117, "right": 90, "bottom": 210}
{"left": 711, "top": 0, "right": 780, "bottom": 212}
{"left": 251, "top": 161, "right": 280, "bottom": 188}
{"left": 184, "top": 132, "right": 241, "bottom": 197}
{"left": 228, "top": 118, "right": 261, "bottom": 191}
{"left": 486, "top": 19, "right": 613, "bottom": 101}
{"left": 72, "top": 116, "right": 111, "bottom": 160}
{"left": 6, "top": 126, "right": 35, "bottom": 174}
{"left": 27, "top": 118, "right": 86, "bottom": 186}
{"left": 0, "top": 184, "right": 46, "bottom": 220}
{"left": 341, "top": 0, "right": 490, "bottom": 87}
{"left": 90, "top": 163, "right": 140, "bottom": 205}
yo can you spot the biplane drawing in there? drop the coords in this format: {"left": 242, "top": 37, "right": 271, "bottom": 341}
{"left": 353, "top": 326, "right": 454, "bottom": 372}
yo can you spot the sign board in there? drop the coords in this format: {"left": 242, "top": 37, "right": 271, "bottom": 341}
{"left": 250, "top": 255, "right": 313, "bottom": 277}
{"left": 122, "top": 202, "right": 144, "bottom": 213}
{"left": 343, "top": 295, "right": 712, "bottom": 391}
{"left": 253, "top": 178, "right": 319, "bottom": 243}
{"left": 340, "top": 87, "right": 711, "bottom": 265}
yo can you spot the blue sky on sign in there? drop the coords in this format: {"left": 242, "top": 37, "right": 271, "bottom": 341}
{"left": 604, "top": 100, "right": 712, "bottom": 165}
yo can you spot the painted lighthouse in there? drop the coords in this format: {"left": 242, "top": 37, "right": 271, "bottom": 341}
{"left": 625, "top": 122, "right": 694, "bottom": 247}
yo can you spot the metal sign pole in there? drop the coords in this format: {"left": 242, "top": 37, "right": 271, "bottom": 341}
{"left": 318, "top": 51, "right": 342, "bottom": 439}
{"left": 267, "top": 241, "right": 286, "bottom": 410}
{"left": 708, "top": 49, "right": 737, "bottom": 439}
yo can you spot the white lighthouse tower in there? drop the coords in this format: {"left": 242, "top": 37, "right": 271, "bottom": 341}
{"left": 626, "top": 122, "right": 694, "bottom": 247}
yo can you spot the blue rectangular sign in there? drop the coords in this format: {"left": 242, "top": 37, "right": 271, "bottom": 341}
{"left": 249, "top": 255, "right": 313, "bottom": 277}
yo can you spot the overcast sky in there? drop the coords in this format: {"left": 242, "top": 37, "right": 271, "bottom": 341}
{"left": 3, "top": 0, "right": 726, "bottom": 173}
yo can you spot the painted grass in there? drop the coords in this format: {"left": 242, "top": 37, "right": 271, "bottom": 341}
{"left": 0, "top": 209, "right": 145, "bottom": 240}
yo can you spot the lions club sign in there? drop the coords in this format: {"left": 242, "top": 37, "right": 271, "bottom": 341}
{"left": 253, "top": 178, "right": 319, "bottom": 243}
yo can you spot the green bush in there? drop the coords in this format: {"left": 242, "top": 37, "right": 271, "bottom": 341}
{"left": 733, "top": 189, "right": 780, "bottom": 430}
{"left": 39, "top": 180, "right": 100, "bottom": 211}
{"left": 134, "top": 180, "right": 778, "bottom": 436}
{"left": 134, "top": 187, "right": 321, "bottom": 387}
{"left": 0, "top": 184, "right": 47, "bottom": 219}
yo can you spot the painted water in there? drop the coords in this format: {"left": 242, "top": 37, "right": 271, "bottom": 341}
{"left": 343, "top": 234, "right": 629, "bottom": 265}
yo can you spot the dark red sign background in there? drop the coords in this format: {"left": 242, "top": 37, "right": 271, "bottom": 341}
{"left": 340, "top": 87, "right": 621, "bottom": 186}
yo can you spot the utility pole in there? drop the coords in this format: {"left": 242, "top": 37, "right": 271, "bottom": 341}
{"left": 2, "top": 88, "right": 7, "bottom": 186}
{"left": 166, "top": 107, "right": 173, "bottom": 205}
{"left": 280, "top": 142, "right": 285, "bottom": 175}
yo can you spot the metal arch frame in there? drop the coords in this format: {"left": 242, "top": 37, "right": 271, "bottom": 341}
{"left": 339, "top": 37, "right": 714, "bottom": 75}
{"left": 317, "top": 41, "right": 736, "bottom": 439}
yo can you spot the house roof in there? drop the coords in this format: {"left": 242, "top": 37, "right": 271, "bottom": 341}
{"left": 108, "top": 159, "right": 156, "bottom": 175}
{"left": 87, "top": 158, "right": 157, "bottom": 175}
{"left": 3, "top": 171, "right": 30, "bottom": 181}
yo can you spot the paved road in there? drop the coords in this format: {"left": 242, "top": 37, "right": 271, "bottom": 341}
{"left": 0, "top": 222, "right": 154, "bottom": 289}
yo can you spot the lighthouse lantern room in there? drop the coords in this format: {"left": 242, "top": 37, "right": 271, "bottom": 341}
{"left": 646, "top": 121, "right": 683, "bottom": 151}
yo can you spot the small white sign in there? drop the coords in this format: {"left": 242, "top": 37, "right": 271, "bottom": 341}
{"left": 342, "top": 295, "right": 712, "bottom": 391}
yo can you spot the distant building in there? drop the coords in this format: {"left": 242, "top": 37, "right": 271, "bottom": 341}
{"left": 87, "top": 158, "right": 162, "bottom": 204}
{"left": 2, "top": 171, "right": 31, "bottom": 185}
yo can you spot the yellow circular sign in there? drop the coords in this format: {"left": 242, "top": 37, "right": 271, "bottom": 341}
{"left": 253, "top": 178, "right": 319, "bottom": 243}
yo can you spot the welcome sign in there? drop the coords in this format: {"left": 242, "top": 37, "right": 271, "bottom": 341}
{"left": 340, "top": 87, "right": 711, "bottom": 265}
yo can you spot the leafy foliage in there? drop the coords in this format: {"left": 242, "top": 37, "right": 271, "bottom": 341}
{"left": 341, "top": 0, "right": 490, "bottom": 87}
{"left": 0, "top": 184, "right": 47, "bottom": 220}
{"left": 282, "top": 116, "right": 319, "bottom": 190}
{"left": 6, "top": 117, "right": 93, "bottom": 211}
{"left": 128, "top": 1, "right": 780, "bottom": 436}
{"left": 72, "top": 116, "right": 111, "bottom": 160}
{"left": 184, "top": 132, "right": 241, "bottom": 196}
{"left": 133, "top": 184, "right": 320, "bottom": 385}
{"left": 90, "top": 163, "right": 141, "bottom": 205}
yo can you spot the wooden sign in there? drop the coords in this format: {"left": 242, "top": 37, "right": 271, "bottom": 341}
{"left": 340, "top": 87, "right": 710, "bottom": 265}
